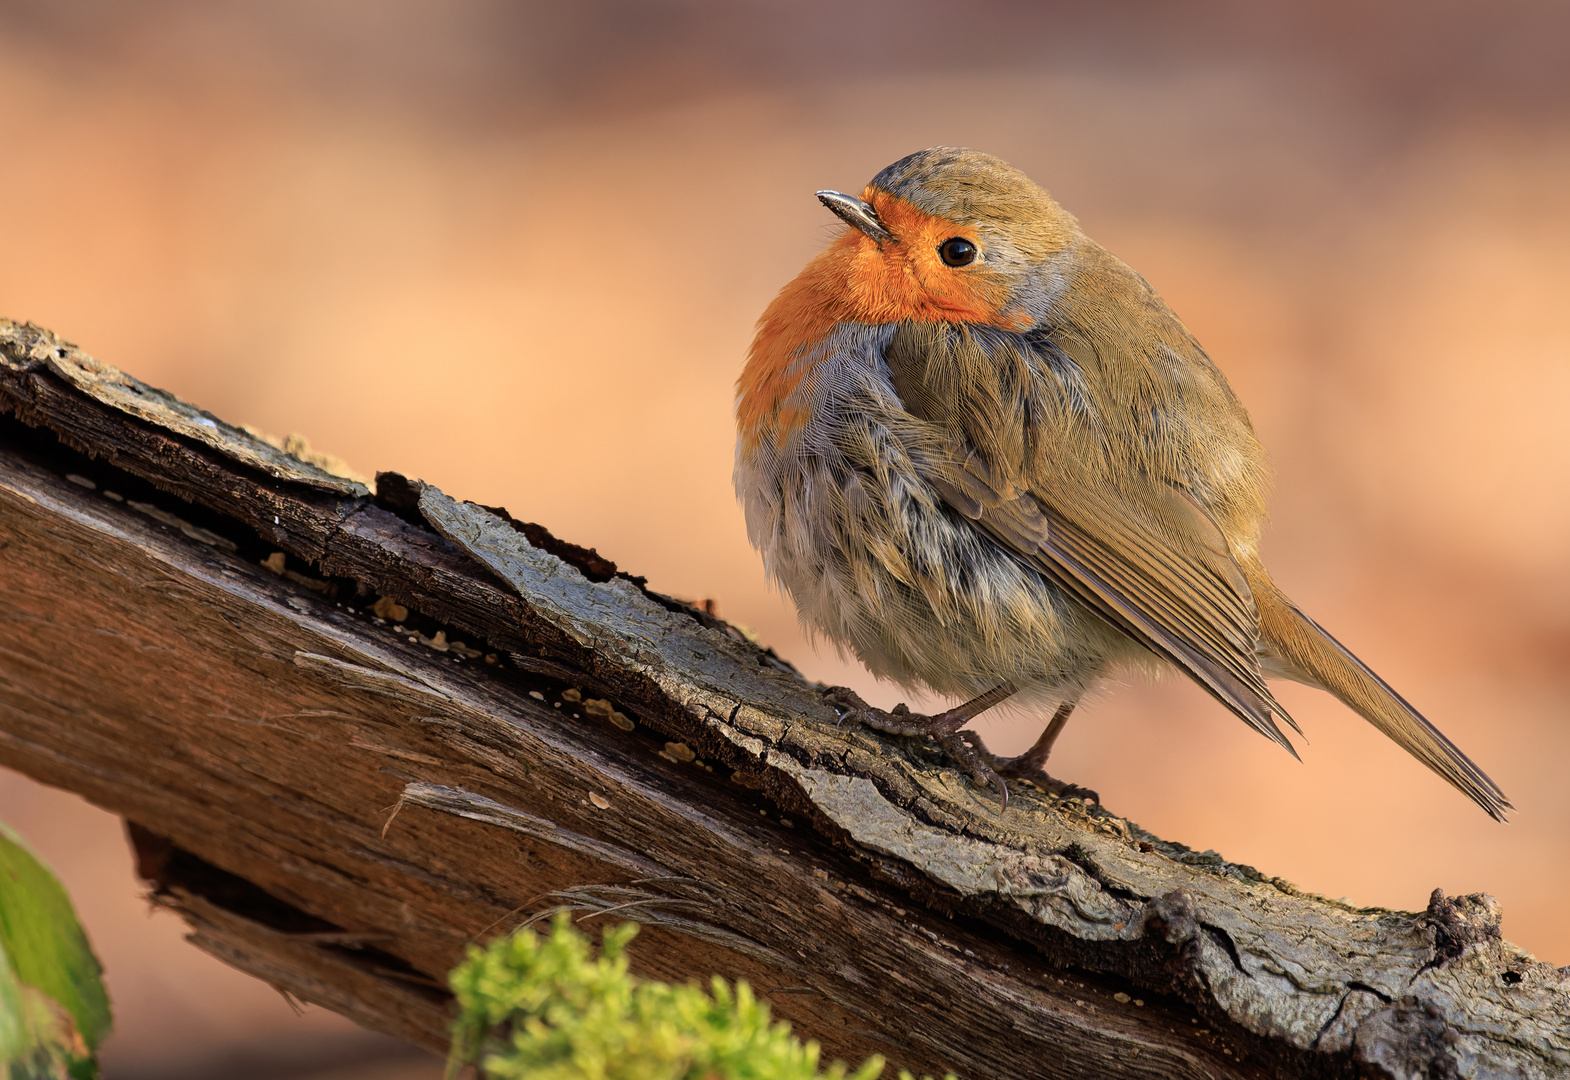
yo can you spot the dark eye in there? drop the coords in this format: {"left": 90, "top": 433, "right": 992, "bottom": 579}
{"left": 938, "top": 237, "right": 977, "bottom": 267}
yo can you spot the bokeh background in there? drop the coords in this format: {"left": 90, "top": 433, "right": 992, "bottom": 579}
{"left": 1, "top": 1, "right": 1567, "bottom": 1074}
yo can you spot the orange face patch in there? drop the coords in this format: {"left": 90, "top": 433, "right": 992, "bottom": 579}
{"left": 840, "top": 188, "right": 1027, "bottom": 328}
{"left": 736, "top": 189, "right": 1030, "bottom": 453}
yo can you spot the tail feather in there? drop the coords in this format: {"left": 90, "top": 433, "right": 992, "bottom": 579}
{"left": 1253, "top": 580, "right": 1512, "bottom": 821}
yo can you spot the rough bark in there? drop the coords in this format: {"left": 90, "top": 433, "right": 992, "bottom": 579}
{"left": 0, "top": 318, "right": 1563, "bottom": 1080}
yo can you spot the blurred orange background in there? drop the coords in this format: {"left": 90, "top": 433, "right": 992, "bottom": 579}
{"left": 2, "top": 1, "right": 1568, "bottom": 1074}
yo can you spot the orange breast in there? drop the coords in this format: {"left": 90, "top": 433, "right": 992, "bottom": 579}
{"left": 737, "top": 190, "right": 1029, "bottom": 454}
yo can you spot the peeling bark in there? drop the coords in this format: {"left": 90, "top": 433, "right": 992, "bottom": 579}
{"left": 0, "top": 318, "right": 1564, "bottom": 1079}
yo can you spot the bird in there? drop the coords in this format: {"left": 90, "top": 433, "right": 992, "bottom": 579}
{"left": 733, "top": 146, "right": 1511, "bottom": 820}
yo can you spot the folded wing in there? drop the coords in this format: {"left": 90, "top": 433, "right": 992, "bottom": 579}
{"left": 928, "top": 450, "right": 1300, "bottom": 753}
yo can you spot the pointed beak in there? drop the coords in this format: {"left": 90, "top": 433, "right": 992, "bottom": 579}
{"left": 816, "top": 190, "right": 894, "bottom": 244}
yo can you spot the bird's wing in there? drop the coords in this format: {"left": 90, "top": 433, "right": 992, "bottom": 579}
{"left": 883, "top": 320, "right": 1297, "bottom": 751}
{"left": 929, "top": 452, "right": 1298, "bottom": 751}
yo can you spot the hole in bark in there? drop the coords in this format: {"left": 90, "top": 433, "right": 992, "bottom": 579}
{"left": 129, "top": 821, "right": 339, "bottom": 934}
{"left": 1202, "top": 922, "right": 1245, "bottom": 974}
{"left": 127, "top": 823, "right": 441, "bottom": 990}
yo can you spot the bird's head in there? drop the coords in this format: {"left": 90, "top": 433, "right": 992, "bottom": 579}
{"left": 736, "top": 148, "right": 1083, "bottom": 451}
{"left": 814, "top": 147, "right": 1082, "bottom": 331}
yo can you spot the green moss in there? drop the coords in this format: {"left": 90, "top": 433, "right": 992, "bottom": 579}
{"left": 447, "top": 913, "right": 949, "bottom": 1080}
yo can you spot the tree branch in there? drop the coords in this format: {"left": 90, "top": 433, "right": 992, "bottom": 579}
{"left": 0, "top": 318, "right": 1563, "bottom": 1079}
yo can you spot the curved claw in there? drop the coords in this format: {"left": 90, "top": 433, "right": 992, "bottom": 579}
{"left": 821, "top": 685, "right": 870, "bottom": 726}
{"left": 940, "top": 730, "right": 1010, "bottom": 811}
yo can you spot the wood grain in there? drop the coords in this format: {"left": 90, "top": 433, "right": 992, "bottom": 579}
{"left": 0, "top": 318, "right": 1564, "bottom": 1079}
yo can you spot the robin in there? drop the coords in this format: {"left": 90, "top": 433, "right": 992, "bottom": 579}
{"left": 734, "top": 146, "right": 1510, "bottom": 819}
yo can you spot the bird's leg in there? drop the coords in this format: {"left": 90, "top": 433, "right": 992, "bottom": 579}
{"left": 822, "top": 682, "right": 1021, "bottom": 804}
{"left": 983, "top": 698, "right": 1099, "bottom": 805}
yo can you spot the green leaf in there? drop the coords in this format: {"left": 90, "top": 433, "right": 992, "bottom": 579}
{"left": 0, "top": 822, "right": 112, "bottom": 1077}
{"left": 0, "top": 935, "right": 84, "bottom": 1080}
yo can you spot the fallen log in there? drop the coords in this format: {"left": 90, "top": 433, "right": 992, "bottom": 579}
{"left": 0, "top": 318, "right": 1563, "bottom": 1079}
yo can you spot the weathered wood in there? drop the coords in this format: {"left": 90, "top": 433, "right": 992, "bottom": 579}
{"left": 0, "top": 318, "right": 1564, "bottom": 1079}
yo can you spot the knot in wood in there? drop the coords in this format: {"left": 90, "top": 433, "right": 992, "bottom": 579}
{"left": 1138, "top": 888, "right": 1199, "bottom": 946}
{"left": 1421, "top": 888, "right": 1503, "bottom": 966}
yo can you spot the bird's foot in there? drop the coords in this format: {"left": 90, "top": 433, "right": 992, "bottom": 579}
{"left": 820, "top": 686, "right": 1013, "bottom": 806}
{"left": 988, "top": 749, "right": 1101, "bottom": 806}
{"left": 941, "top": 730, "right": 1101, "bottom": 808}
{"left": 820, "top": 685, "right": 1099, "bottom": 810}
